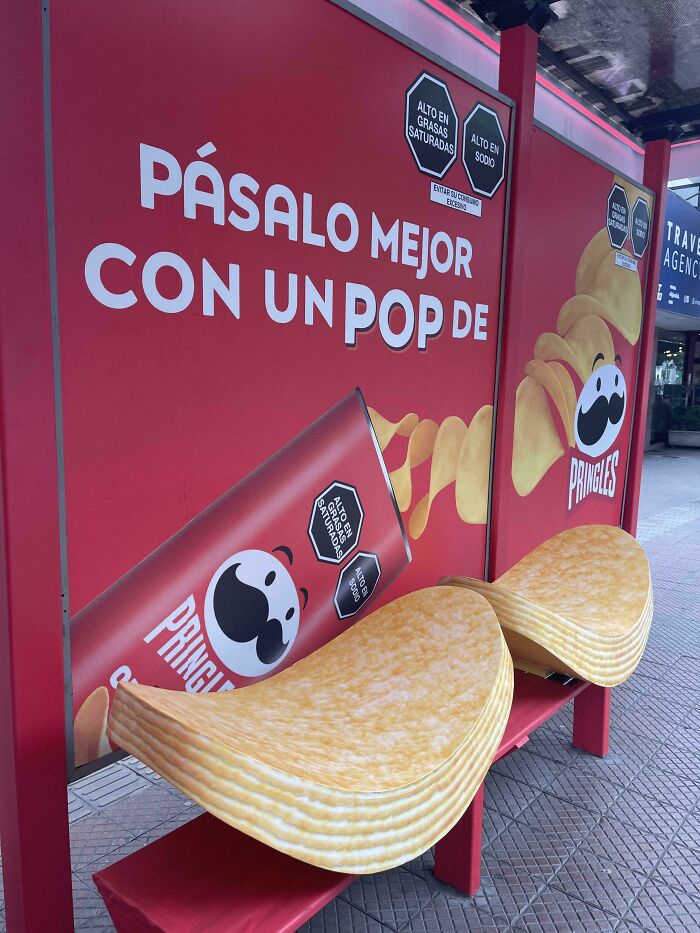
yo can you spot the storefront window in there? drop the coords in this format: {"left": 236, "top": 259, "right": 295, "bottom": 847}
{"left": 651, "top": 331, "right": 697, "bottom": 442}
{"left": 655, "top": 332, "right": 687, "bottom": 396}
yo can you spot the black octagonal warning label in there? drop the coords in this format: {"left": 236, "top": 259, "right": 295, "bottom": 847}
{"left": 607, "top": 183, "right": 630, "bottom": 249}
{"left": 405, "top": 72, "right": 458, "bottom": 179}
{"left": 631, "top": 196, "right": 650, "bottom": 258}
{"left": 462, "top": 103, "right": 506, "bottom": 199}
{"left": 334, "top": 552, "right": 381, "bottom": 620}
{"left": 308, "top": 482, "right": 363, "bottom": 564}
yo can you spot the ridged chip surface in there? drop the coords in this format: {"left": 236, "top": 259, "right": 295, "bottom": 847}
{"left": 498, "top": 525, "right": 650, "bottom": 638}
{"left": 445, "top": 526, "right": 652, "bottom": 687}
{"left": 108, "top": 586, "right": 513, "bottom": 872}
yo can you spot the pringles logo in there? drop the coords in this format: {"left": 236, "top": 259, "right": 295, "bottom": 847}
{"left": 568, "top": 355, "right": 626, "bottom": 509}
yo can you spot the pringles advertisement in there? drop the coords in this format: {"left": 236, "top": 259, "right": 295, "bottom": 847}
{"left": 491, "top": 126, "right": 653, "bottom": 576}
{"left": 49, "top": 0, "right": 511, "bottom": 767}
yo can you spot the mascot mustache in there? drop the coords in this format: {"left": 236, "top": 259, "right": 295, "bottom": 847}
{"left": 577, "top": 391, "right": 625, "bottom": 448}
{"left": 212, "top": 563, "right": 289, "bottom": 665}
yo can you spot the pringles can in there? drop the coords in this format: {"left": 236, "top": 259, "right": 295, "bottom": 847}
{"left": 71, "top": 389, "right": 410, "bottom": 766}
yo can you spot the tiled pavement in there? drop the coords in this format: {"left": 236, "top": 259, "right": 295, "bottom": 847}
{"left": 1, "top": 448, "right": 699, "bottom": 931}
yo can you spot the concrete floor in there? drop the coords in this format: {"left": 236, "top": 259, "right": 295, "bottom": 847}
{"left": 1, "top": 449, "right": 699, "bottom": 931}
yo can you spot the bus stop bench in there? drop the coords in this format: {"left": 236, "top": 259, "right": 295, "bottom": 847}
{"left": 94, "top": 671, "right": 608, "bottom": 931}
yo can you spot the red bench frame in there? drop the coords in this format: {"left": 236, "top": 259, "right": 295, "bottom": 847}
{"left": 433, "top": 671, "right": 608, "bottom": 894}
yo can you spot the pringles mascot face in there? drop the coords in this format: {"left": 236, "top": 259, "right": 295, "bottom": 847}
{"left": 574, "top": 359, "right": 626, "bottom": 458}
{"left": 511, "top": 195, "right": 646, "bottom": 501}
{"left": 204, "top": 547, "right": 307, "bottom": 677}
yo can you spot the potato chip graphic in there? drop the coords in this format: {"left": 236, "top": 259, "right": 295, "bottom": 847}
{"left": 74, "top": 686, "right": 111, "bottom": 766}
{"left": 512, "top": 376, "right": 564, "bottom": 497}
{"left": 533, "top": 331, "right": 581, "bottom": 377}
{"left": 563, "top": 314, "right": 615, "bottom": 382}
{"left": 389, "top": 418, "right": 439, "bottom": 513}
{"left": 525, "top": 359, "right": 574, "bottom": 447}
{"left": 580, "top": 249, "right": 643, "bottom": 345}
{"left": 409, "top": 416, "right": 466, "bottom": 539}
{"left": 548, "top": 361, "right": 577, "bottom": 446}
{"left": 367, "top": 407, "right": 419, "bottom": 452}
{"left": 556, "top": 295, "right": 607, "bottom": 338}
{"left": 575, "top": 228, "right": 611, "bottom": 296}
{"left": 455, "top": 405, "right": 493, "bottom": 525}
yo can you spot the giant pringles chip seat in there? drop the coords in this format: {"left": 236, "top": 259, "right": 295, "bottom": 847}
{"left": 108, "top": 586, "right": 514, "bottom": 874}
{"left": 444, "top": 525, "right": 652, "bottom": 687}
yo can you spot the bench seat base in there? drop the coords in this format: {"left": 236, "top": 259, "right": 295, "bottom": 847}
{"left": 94, "top": 814, "right": 355, "bottom": 933}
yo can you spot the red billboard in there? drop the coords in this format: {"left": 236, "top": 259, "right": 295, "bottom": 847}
{"left": 48, "top": 0, "right": 512, "bottom": 767}
{"left": 490, "top": 126, "right": 654, "bottom": 577}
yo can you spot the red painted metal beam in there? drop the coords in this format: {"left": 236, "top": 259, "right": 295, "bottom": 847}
{"left": 573, "top": 684, "right": 611, "bottom": 757}
{"left": 433, "top": 784, "right": 484, "bottom": 895}
{"left": 622, "top": 139, "right": 672, "bottom": 536}
{"left": 488, "top": 24, "right": 539, "bottom": 581}
{"left": 0, "top": 3, "right": 74, "bottom": 930}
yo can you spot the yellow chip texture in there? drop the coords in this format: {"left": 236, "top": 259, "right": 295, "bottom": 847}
{"left": 367, "top": 407, "right": 419, "bottom": 452}
{"left": 562, "top": 315, "right": 615, "bottom": 382}
{"left": 556, "top": 295, "right": 607, "bottom": 338}
{"left": 444, "top": 525, "right": 653, "bottom": 687}
{"left": 548, "top": 361, "right": 577, "bottom": 447}
{"left": 389, "top": 418, "right": 439, "bottom": 513}
{"left": 512, "top": 376, "right": 564, "bottom": 497}
{"left": 409, "top": 417, "right": 467, "bottom": 538}
{"left": 455, "top": 405, "right": 493, "bottom": 525}
{"left": 525, "top": 359, "right": 573, "bottom": 447}
{"left": 575, "top": 228, "right": 611, "bottom": 296}
{"left": 579, "top": 248, "right": 643, "bottom": 345}
{"left": 533, "top": 331, "right": 581, "bottom": 375}
{"left": 74, "top": 686, "right": 111, "bottom": 766}
{"left": 108, "top": 587, "right": 513, "bottom": 873}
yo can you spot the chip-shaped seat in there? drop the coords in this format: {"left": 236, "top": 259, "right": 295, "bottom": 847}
{"left": 108, "top": 586, "right": 513, "bottom": 874}
{"left": 444, "top": 525, "right": 652, "bottom": 687}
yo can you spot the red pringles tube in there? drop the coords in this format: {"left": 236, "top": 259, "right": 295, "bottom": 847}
{"left": 70, "top": 389, "right": 410, "bottom": 766}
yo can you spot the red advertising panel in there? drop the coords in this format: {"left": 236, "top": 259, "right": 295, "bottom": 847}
{"left": 490, "top": 126, "right": 654, "bottom": 577}
{"left": 49, "top": 0, "right": 511, "bottom": 768}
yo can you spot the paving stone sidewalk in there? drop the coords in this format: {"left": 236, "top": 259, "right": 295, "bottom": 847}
{"left": 1, "top": 449, "right": 699, "bottom": 931}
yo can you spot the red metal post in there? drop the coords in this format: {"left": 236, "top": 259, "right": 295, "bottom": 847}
{"left": 433, "top": 784, "right": 485, "bottom": 895}
{"left": 572, "top": 684, "right": 611, "bottom": 757}
{"left": 434, "top": 672, "right": 588, "bottom": 893}
{"left": 487, "top": 25, "right": 539, "bottom": 581}
{"left": 0, "top": 2, "right": 74, "bottom": 930}
{"left": 432, "top": 25, "right": 541, "bottom": 896}
{"left": 622, "top": 138, "right": 672, "bottom": 536}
